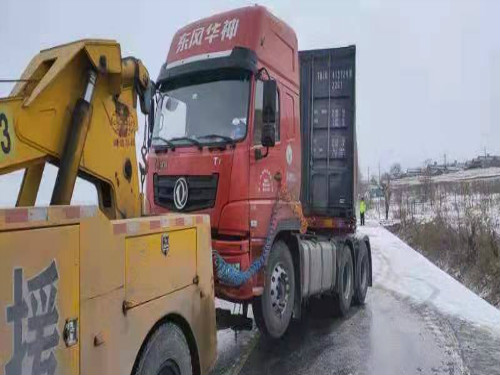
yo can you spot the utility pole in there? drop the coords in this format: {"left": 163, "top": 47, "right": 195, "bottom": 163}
{"left": 377, "top": 162, "right": 381, "bottom": 220}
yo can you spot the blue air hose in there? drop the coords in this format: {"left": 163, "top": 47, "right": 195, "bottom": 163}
{"left": 213, "top": 200, "right": 280, "bottom": 287}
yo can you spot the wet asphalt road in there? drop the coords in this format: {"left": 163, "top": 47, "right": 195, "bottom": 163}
{"left": 212, "top": 290, "right": 500, "bottom": 375}
{"left": 210, "top": 227, "right": 500, "bottom": 375}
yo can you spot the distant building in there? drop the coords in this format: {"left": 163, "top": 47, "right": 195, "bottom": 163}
{"left": 422, "top": 160, "right": 465, "bottom": 176}
{"left": 427, "top": 162, "right": 446, "bottom": 176}
{"left": 466, "top": 154, "right": 500, "bottom": 169}
{"left": 445, "top": 165, "right": 462, "bottom": 173}
{"left": 400, "top": 159, "right": 468, "bottom": 180}
{"left": 405, "top": 168, "right": 423, "bottom": 177}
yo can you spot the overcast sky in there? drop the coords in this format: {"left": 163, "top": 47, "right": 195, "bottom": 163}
{"left": 1, "top": 0, "right": 499, "bottom": 178}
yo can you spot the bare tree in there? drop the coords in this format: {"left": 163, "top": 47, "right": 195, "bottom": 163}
{"left": 357, "top": 175, "right": 369, "bottom": 200}
{"left": 380, "top": 172, "right": 392, "bottom": 220}
{"left": 423, "top": 158, "right": 433, "bottom": 168}
{"left": 421, "top": 163, "right": 434, "bottom": 206}
{"left": 390, "top": 163, "right": 402, "bottom": 178}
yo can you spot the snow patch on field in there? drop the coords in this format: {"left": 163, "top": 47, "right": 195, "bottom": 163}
{"left": 360, "top": 222, "right": 500, "bottom": 335}
{"left": 393, "top": 167, "right": 500, "bottom": 187}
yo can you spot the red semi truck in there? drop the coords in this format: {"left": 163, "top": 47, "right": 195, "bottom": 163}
{"left": 146, "top": 5, "right": 372, "bottom": 338}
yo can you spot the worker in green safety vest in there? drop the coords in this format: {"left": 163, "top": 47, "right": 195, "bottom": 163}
{"left": 360, "top": 197, "right": 366, "bottom": 226}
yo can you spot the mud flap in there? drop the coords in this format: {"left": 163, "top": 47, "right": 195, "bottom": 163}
{"left": 215, "top": 308, "right": 253, "bottom": 331}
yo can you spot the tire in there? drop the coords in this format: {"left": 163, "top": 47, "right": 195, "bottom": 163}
{"left": 134, "top": 322, "right": 192, "bottom": 375}
{"left": 333, "top": 245, "right": 354, "bottom": 317}
{"left": 353, "top": 241, "right": 369, "bottom": 305}
{"left": 253, "top": 240, "right": 295, "bottom": 339}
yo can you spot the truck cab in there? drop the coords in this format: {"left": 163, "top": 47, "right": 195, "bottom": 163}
{"left": 147, "top": 6, "right": 302, "bottom": 300}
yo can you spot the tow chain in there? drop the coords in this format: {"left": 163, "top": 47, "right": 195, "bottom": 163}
{"left": 139, "top": 116, "right": 149, "bottom": 194}
{"left": 213, "top": 181, "right": 308, "bottom": 287}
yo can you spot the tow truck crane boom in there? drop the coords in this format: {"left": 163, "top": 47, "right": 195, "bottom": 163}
{"left": 1, "top": 39, "right": 152, "bottom": 218}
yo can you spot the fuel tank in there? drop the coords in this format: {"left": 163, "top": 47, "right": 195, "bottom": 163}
{"left": 299, "top": 239, "right": 337, "bottom": 298}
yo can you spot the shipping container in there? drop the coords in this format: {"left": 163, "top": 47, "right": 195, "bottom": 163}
{"left": 299, "top": 46, "right": 357, "bottom": 220}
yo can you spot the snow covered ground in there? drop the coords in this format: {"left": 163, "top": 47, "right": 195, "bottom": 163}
{"left": 373, "top": 192, "right": 500, "bottom": 236}
{"left": 393, "top": 167, "right": 500, "bottom": 187}
{"left": 359, "top": 221, "right": 500, "bottom": 336}
{"left": 368, "top": 170, "right": 500, "bottom": 240}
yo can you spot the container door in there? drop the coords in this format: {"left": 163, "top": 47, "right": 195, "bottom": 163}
{"left": 300, "top": 46, "right": 356, "bottom": 218}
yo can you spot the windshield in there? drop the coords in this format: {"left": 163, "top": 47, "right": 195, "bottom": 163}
{"left": 152, "top": 73, "right": 250, "bottom": 147}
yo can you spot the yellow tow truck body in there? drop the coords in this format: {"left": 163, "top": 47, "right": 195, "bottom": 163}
{"left": 0, "top": 40, "right": 216, "bottom": 375}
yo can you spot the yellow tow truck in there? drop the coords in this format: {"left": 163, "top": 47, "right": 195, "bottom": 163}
{"left": 0, "top": 40, "right": 216, "bottom": 375}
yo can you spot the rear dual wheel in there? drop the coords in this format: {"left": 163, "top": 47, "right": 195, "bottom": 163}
{"left": 353, "top": 241, "right": 369, "bottom": 305}
{"left": 334, "top": 242, "right": 369, "bottom": 315}
{"left": 333, "top": 245, "right": 354, "bottom": 316}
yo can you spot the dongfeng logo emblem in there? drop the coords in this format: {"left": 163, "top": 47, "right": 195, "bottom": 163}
{"left": 173, "top": 177, "right": 188, "bottom": 210}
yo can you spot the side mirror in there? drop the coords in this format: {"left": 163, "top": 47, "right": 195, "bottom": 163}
{"left": 261, "top": 123, "right": 275, "bottom": 147}
{"left": 147, "top": 96, "right": 155, "bottom": 148}
{"left": 262, "top": 79, "right": 277, "bottom": 124}
{"left": 261, "top": 79, "right": 277, "bottom": 147}
{"left": 139, "top": 80, "right": 155, "bottom": 115}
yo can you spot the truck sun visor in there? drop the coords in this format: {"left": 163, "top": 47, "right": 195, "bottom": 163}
{"left": 157, "top": 47, "right": 258, "bottom": 84}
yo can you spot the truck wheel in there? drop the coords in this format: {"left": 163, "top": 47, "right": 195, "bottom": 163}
{"left": 134, "top": 322, "right": 192, "bottom": 375}
{"left": 333, "top": 245, "right": 354, "bottom": 317}
{"left": 353, "top": 241, "right": 369, "bottom": 305}
{"left": 253, "top": 240, "right": 295, "bottom": 339}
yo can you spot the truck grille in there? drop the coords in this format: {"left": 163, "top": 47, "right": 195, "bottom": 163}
{"left": 153, "top": 174, "right": 218, "bottom": 212}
